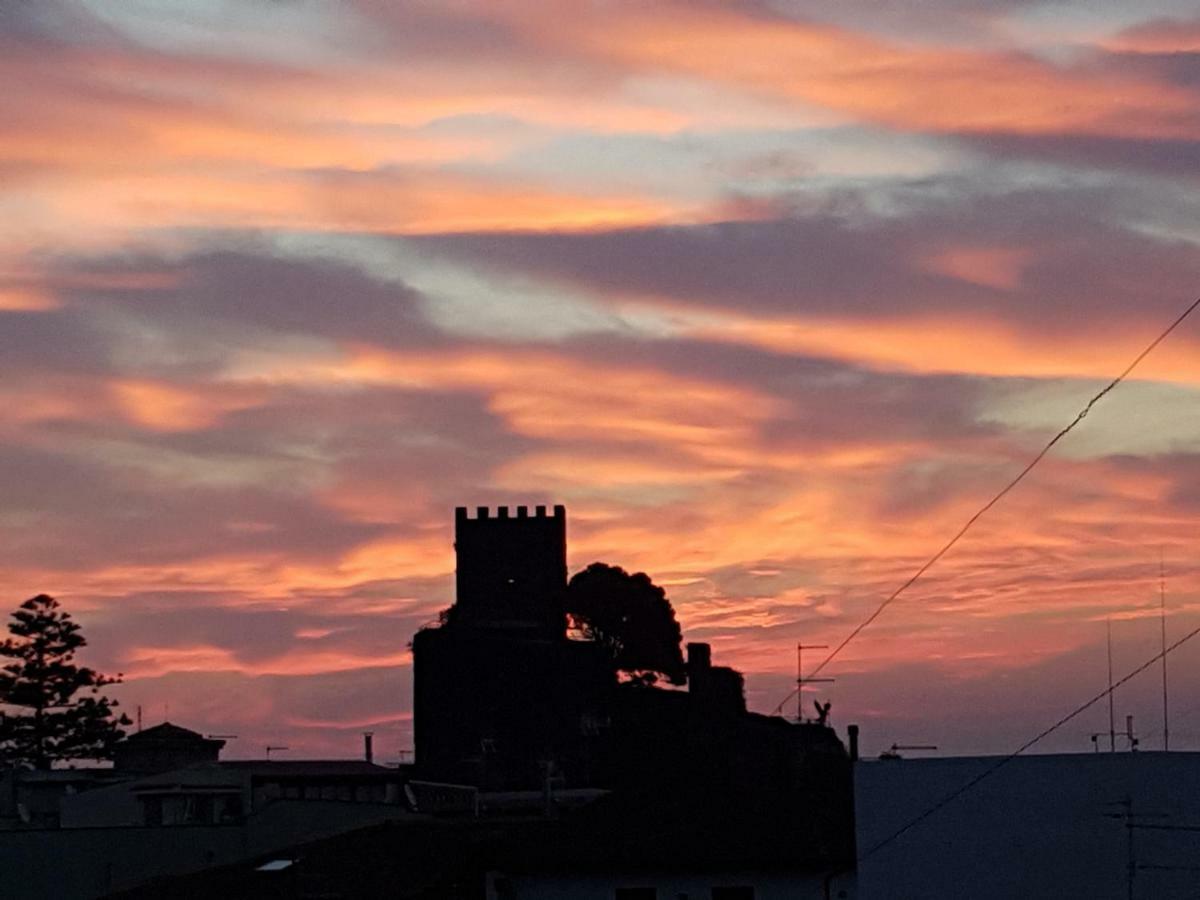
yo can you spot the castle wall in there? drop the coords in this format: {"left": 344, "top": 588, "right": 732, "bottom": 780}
{"left": 453, "top": 505, "right": 567, "bottom": 636}
{"left": 413, "top": 627, "right": 613, "bottom": 789}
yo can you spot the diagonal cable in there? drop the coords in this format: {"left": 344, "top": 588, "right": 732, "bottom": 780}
{"left": 773, "top": 295, "right": 1200, "bottom": 716}
{"left": 860, "top": 616, "right": 1200, "bottom": 860}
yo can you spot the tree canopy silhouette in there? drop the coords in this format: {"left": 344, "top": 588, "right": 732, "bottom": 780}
{"left": 0, "top": 594, "right": 130, "bottom": 769}
{"left": 566, "top": 563, "right": 686, "bottom": 685}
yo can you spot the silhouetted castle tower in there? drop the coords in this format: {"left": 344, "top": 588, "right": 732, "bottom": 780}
{"left": 412, "top": 505, "right": 612, "bottom": 789}
{"left": 453, "top": 505, "right": 566, "bottom": 636}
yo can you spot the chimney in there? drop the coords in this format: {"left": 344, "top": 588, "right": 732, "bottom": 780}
{"left": 848, "top": 724, "right": 860, "bottom": 762}
{"left": 363, "top": 731, "right": 374, "bottom": 764}
{"left": 686, "top": 642, "right": 712, "bottom": 673}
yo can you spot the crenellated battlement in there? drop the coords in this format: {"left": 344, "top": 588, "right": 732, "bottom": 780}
{"left": 451, "top": 503, "right": 567, "bottom": 636}
{"left": 455, "top": 504, "right": 565, "bottom": 521}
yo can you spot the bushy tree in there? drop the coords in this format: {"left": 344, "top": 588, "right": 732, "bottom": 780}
{"left": 567, "top": 563, "right": 686, "bottom": 686}
{"left": 0, "top": 595, "right": 129, "bottom": 769}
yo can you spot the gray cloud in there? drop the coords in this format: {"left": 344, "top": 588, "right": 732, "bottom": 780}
{"left": 61, "top": 248, "right": 443, "bottom": 351}
{"left": 412, "top": 183, "right": 1200, "bottom": 335}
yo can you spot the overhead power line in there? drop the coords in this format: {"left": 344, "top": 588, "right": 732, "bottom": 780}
{"left": 860, "top": 615, "right": 1200, "bottom": 861}
{"left": 772, "top": 294, "right": 1200, "bottom": 716}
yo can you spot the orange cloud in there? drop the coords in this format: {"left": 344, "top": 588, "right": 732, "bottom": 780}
{"left": 550, "top": 5, "right": 1200, "bottom": 139}
{"left": 121, "top": 644, "right": 412, "bottom": 679}
{"left": 0, "top": 376, "right": 118, "bottom": 432}
{"left": 110, "top": 380, "right": 266, "bottom": 432}
{"left": 0, "top": 39, "right": 728, "bottom": 255}
{"left": 12, "top": 167, "right": 696, "bottom": 241}
{"left": 229, "top": 346, "right": 782, "bottom": 454}
{"left": 678, "top": 311, "right": 1200, "bottom": 383}
{"left": 922, "top": 244, "right": 1031, "bottom": 291}
{"left": 0, "top": 285, "right": 58, "bottom": 311}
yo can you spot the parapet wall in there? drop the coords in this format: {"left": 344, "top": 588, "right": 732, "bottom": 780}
{"left": 455, "top": 504, "right": 565, "bottom": 522}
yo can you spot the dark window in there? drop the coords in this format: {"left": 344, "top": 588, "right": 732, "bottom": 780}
{"left": 711, "top": 888, "right": 754, "bottom": 900}
{"left": 615, "top": 889, "right": 657, "bottom": 900}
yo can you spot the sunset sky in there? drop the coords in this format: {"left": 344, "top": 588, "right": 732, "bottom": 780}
{"left": 3, "top": 0, "right": 1200, "bottom": 760}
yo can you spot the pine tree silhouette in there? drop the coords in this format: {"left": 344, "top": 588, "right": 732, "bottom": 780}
{"left": 0, "top": 595, "right": 130, "bottom": 769}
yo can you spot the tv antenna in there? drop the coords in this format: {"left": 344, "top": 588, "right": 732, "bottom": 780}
{"left": 1107, "top": 618, "right": 1117, "bottom": 753}
{"left": 1160, "top": 551, "right": 1170, "bottom": 751}
{"left": 1124, "top": 715, "right": 1139, "bottom": 752}
{"left": 265, "top": 745, "right": 289, "bottom": 759}
{"left": 792, "top": 643, "right": 834, "bottom": 720}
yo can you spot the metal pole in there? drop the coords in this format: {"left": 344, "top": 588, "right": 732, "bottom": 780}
{"left": 795, "top": 643, "right": 830, "bottom": 721}
{"left": 797, "top": 643, "right": 802, "bottom": 721}
{"left": 1108, "top": 618, "right": 1116, "bottom": 753}
{"left": 1160, "top": 553, "right": 1170, "bottom": 752}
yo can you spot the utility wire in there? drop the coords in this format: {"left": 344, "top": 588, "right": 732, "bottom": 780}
{"left": 773, "top": 295, "right": 1200, "bottom": 715}
{"left": 861, "top": 616, "right": 1200, "bottom": 861}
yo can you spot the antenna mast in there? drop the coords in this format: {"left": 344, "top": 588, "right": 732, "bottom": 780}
{"left": 1107, "top": 618, "right": 1116, "bottom": 754}
{"left": 1161, "top": 552, "right": 1170, "bottom": 752}
{"left": 795, "top": 643, "right": 834, "bottom": 721}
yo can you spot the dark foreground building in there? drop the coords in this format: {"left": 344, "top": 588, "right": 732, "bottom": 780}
{"left": 109, "top": 800, "right": 856, "bottom": 899}
{"left": 411, "top": 504, "right": 856, "bottom": 879}
{"left": 412, "top": 505, "right": 615, "bottom": 789}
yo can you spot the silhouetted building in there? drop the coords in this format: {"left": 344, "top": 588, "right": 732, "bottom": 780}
{"left": 413, "top": 504, "right": 856, "bottom": 875}
{"left": 0, "top": 768, "right": 125, "bottom": 830}
{"left": 686, "top": 640, "right": 747, "bottom": 717}
{"left": 0, "top": 724, "right": 225, "bottom": 831}
{"left": 0, "top": 729, "right": 423, "bottom": 899}
{"left": 413, "top": 505, "right": 613, "bottom": 789}
{"left": 106, "top": 805, "right": 858, "bottom": 899}
{"left": 112, "top": 722, "right": 226, "bottom": 775}
{"left": 62, "top": 759, "right": 408, "bottom": 828}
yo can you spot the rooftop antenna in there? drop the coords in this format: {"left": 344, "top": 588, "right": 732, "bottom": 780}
{"left": 1108, "top": 618, "right": 1116, "bottom": 753}
{"left": 1125, "top": 715, "right": 1139, "bottom": 752}
{"left": 1160, "top": 551, "right": 1170, "bottom": 752}
{"left": 795, "top": 643, "right": 834, "bottom": 721}
{"left": 265, "top": 745, "right": 289, "bottom": 760}
{"left": 206, "top": 734, "right": 238, "bottom": 740}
